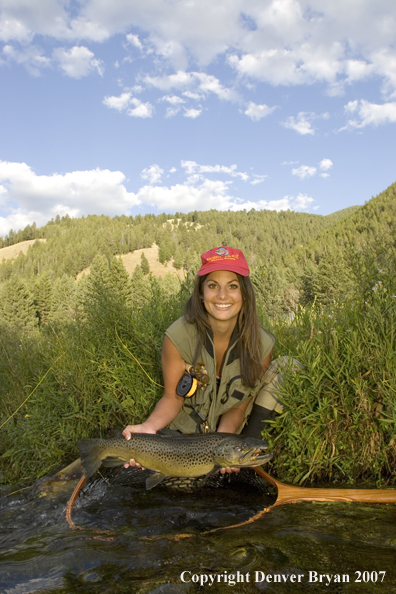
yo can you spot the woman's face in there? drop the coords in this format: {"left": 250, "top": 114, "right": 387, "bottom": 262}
{"left": 202, "top": 270, "right": 243, "bottom": 326}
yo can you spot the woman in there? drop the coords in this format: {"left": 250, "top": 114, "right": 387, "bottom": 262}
{"left": 123, "top": 246, "right": 283, "bottom": 472}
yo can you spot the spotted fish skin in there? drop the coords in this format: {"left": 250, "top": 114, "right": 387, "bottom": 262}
{"left": 78, "top": 433, "right": 272, "bottom": 486}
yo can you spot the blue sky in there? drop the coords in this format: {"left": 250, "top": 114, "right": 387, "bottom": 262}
{"left": 0, "top": 0, "right": 395, "bottom": 237}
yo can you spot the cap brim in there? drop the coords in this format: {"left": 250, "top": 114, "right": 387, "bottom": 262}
{"left": 197, "top": 263, "right": 249, "bottom": 276}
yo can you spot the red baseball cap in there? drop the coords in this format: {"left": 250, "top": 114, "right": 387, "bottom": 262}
{"left": 198, "top": 247, "right": 250, "bottom": 277}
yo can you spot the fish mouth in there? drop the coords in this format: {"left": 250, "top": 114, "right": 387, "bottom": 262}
{"left": 239, "top": 447, "right": 272, "bottom": 465}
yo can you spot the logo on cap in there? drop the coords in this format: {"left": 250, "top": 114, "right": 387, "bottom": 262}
{"left": 215, "top": 248, "right": 229, "bottom": 257}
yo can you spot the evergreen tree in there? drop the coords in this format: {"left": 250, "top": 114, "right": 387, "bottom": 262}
{"left": 34, "top": 271, "right": 53, "bottom": 326}
{"left": 109, "top": 257, "right": 133, "bottom": 306}
{"left": 172, "top": 245, "right": 185, "bottom": 270}
{"left": 301, "top": 260, "right": 319, "bottom": 305}
{"left": 85, "top": 254, "right": 112, "bottom": 297}
{"left": 0, "top": 277, "right": 38, "bottom": 332}
{"left": 140, "top": 252, "right": 150, "bottom": 275}
{"left": 155, "top": 273, "right": 181, "bottom": 297}
{"left": 252, "top": 263, "right": 285, "bottom": 319}
{"left": 48, "top": 274, "right": 76, "bottom": 324}
{"left": 130, "top": 264, "right": 152, "bottom": 309}
{"left": 314, "top": 247, "right": 352, "bottom": 305}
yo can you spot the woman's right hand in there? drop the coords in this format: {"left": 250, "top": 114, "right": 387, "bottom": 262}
{"left": 122, "top": 422, "right": 157, "bottom": 469}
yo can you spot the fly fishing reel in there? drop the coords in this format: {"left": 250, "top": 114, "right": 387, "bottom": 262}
{"left": 176, "top": 362, "right": 209, "bottom": 398}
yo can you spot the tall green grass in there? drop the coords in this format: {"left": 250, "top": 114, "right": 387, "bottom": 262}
{"left": 0, "top": 283, "right": 183, "bottom": 484}
{"left": 263, "top": 243, "right": 396, "bottom": 485}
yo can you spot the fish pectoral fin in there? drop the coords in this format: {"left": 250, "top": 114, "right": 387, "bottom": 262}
{"left": 196, "top": 466, "right": 221, "bottom": 487}
{"left": 101, "top": 456, "right": 125, "bottom": 468}
{"left": 145, "top": 472, "right": 168, "bottom": 490}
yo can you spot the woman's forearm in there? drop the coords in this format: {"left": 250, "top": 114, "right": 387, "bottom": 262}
{"left": 217, "top": 407, "right": 245, "bottom": 433}
{"left": 142, "top": 394, "right": 184, "bottom": 432}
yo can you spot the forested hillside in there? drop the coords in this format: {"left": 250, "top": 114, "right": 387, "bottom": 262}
{"left": 1, "top": 183, "right": 395, "bottom": 486}
{"left": 0, "top": 206, "right": 349, "bottom": 282}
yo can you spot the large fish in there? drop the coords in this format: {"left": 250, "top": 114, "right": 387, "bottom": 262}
{"left": 78, "top": 432, "right": 272, "bottom": 490}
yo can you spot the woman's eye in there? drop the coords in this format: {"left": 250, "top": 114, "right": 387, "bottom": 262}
{"left": 229, "top": 284, "right": 239, "bottom": 290}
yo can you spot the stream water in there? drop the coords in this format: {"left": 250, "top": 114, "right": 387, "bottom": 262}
{"left": 1, "top": 469, "right": 396, "bottom": 594}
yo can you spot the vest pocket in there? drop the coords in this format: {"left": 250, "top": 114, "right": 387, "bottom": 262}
{"left": 221, "top": 375, "right": 246, "bottom": 405}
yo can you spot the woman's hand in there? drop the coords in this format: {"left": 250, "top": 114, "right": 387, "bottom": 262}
{"left": 122, "top": 422, "right": 156, "bottom": 469}
{"left": 219, "top": 467, "right": 240, "bottom": 474}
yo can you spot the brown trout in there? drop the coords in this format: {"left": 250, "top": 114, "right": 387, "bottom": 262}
{"left": 78, "top": 432, "right": 272, "bottom": 490}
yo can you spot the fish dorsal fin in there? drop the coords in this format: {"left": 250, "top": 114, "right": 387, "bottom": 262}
{"left": 156, "top": 428, "right": 181, "bottom": 437}
{"left": 156, "top": 429, "right": 189, "bottom": 439}
{"left": 145, "top": 472, "right": 168, "bottom": 490}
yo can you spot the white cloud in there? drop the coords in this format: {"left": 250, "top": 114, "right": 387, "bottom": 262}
{"left": 288, "top": 159, "right": 333, "bottom": 180}
{"left": 283, "top": 112, "right": 315, "bottom": 135}
{"left": 132, "top": 177, "right": 313, "bottom": 214}
{"left": 344, "top": 99, "right": 396, "bottom": 128}
{"left": 165, "top": 106, "right": 181, "bottom": 118}
{"left": 160, "top": 95, "right": 185, "bottom": 104}
{"left": 183, "top": 107, "right": 202, "bottom": 118}
{"left": 292, "top": 194, "right": 315, "bottom": 210}
{"left": 2, "top": 2, "right": 396, "bottom": 98}
{"left": 0, "top": 160, "right": 140, "bottom": 236}
{"left": 2, "top": 44, "right": 51, "bottom": 75}
{"left": 53, "top": 46, "right": 104, "bottom": 78}
{"left": 127, "top": 100, "right": 154, "bottom": 118}
{"left": 182, "top": 90, "right": 203, "bottom": 100}
{"left": 125, "top": 33, "right": 143, "bottom": 50}
{"left": 227, "top": 194, "right": 315, "bottom": 212}
{"left": 244, "top": 101, "right": 278, "bottom": 121}
{"left": 0, "top": 0, "right": 71, "bottom": 43}
{"left": 141, "top": 165, "right": 164, "bottom": 185}
{"left": 103, "top": 92, "right": 133, "bottom": 112}
{"left": 159, "top": 95, "right": 185, "bottom": 117}
{"left": 228, "top": 41, "right": 347, "bottom": 89}
{"left": 250, "top": 174, "right": 268, "bottom": 185}
{"left": 143, "top": 71, "right": 238, "bottom": 102}
{"left": 319, "top": 158, "right": 333, "bottom": 171}
{"left": 181, "top": 161, "right": 249, "bottom": 181}
{"left": 135, "top": 179, "right": 234, "bottom": 212}
{"left": 292, "top": 165, "right": 317, "bottom": 179}
{"left": 103, "top": 92, "right": 154, "bottom": 118}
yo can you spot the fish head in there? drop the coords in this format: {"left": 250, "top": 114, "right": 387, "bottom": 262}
{"left": 214, "top": 437, "right": 273, "bottom": 468}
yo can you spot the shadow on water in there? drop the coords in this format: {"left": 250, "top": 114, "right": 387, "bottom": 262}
{"left": 1, "top": 468, "right": 396, "bottom": 594}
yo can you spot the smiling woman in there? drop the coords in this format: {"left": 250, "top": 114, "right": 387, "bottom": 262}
{"left": 123, "top": 246, "right": 291, "bottom": 473}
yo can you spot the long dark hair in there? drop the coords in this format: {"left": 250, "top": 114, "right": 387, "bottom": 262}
{"left": 183, "top": 273, "right": 265, "bottom": 387}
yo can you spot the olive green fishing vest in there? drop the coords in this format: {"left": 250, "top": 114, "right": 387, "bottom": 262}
{"left": 165, "top": 316, "right": 275, "bottom": 434}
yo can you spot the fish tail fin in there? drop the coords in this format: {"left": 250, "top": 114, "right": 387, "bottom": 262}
{"left": 78, "top": 438, "right": 104, "bottom": 479}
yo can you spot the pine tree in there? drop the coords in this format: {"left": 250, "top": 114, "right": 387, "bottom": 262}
{"left": 301, "top": 260, "right": 319, "bottom": 305}
{"left": 251, "top": 263, "right": 285, "bottom": 319}
{"left": 0, "top": 277, "right": 38, "bottom": 332}
{"left": 34, "top": 271, "right": 53, "bottom": 325}
{"left": 109, "top": 257, "right": 133, "bottom": 306}
{"left": 48, "top": 274, "right": 76, "bottom": 324}
{"left": 140, "top": 252, "right": 150, "bottom": 275}
{"left": 130, "top": 264, "right": 152, "bottom": 309}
